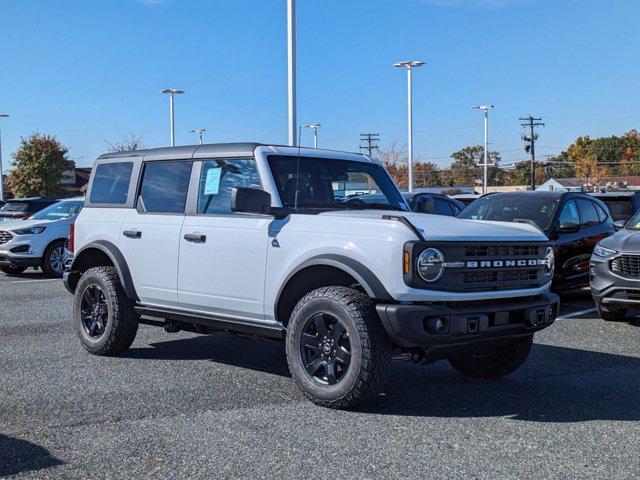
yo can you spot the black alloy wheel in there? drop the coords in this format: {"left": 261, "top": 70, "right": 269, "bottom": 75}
{"left": 80, "top": 284, "right": 109, "bottom": 339}
{"left": 300, "top": 312, "right": 352, "bottom": 385}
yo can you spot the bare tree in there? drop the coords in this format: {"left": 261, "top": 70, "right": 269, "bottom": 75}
{"left": 105, "top": 132, "right": 145, "bottom": 153}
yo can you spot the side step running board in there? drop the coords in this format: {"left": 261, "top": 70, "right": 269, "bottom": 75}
{"left": 135, "top": 305, "right": 285, "bottom": 340}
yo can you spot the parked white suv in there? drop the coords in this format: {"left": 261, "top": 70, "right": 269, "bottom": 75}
{"left": 0, "top": 197, "right": 84, "bottom": 276}
{"left": 64, "top": 144, "right": 559, "bottom": 408}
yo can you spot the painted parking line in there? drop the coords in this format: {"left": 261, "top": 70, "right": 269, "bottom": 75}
{"left": 1, "top": 278, "right": 60, "bottom": 285}
{"left": 557, "top": 307, "right": 597, "bottom": 320}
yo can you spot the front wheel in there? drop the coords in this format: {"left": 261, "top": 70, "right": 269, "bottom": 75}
{"left": 596, "top": 302, "right": 627, "bottom": 322}
{"left": 448, "top": 336, "right": 533, "bottom": 379}
{"left": 74, "top": 266, "right": 138, "bottom": 356}
{"left": 42, "top": 240, "right": 65, "bottom": 277}
{"left": 286, "top": 286, "right": 392, "bottom": 409}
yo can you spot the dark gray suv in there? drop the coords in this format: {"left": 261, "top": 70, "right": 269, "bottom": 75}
{"left": 590, "top": 210, "right": 640, "bottom": 321}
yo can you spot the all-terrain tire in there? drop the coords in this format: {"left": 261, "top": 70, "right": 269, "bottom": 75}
{"left": 286, "top": 286, "right": 392, "bottom": 409}
{"left": 74, "top": 266, "right": 138, "bottom": 356}
{"left": 596, "top": 302, "right": 627, "bottom": 322}
{"left": 0, "top": 265, "right": 27, "bottom": 275}
{"left": 42, "top": 240, "right": 65, "bottom": 277}
{"left": 448, "top": 335, "right": 534, "bottom": 379}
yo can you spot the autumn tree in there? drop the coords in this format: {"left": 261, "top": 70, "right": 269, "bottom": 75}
{"left": 378, "top": 141, "right": 441, "bottom": 189}
{"left": 6, "top": 133, "right": 72, "bottom": 197}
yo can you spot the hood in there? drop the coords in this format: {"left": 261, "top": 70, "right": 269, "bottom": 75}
{"left": 317, "top": 210, "right": 548, "bottom": 242}
{"left": 0, "top": 218, "right": 59, "bottom": 232}
{"left": 601, "top": 229, "right": 640, "bottom": 252}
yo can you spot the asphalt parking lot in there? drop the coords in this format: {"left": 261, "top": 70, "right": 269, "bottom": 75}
{"left": 1, "top": 271, "right": 639, "bottom": 479}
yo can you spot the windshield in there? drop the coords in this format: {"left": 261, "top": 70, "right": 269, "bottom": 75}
{"left": 29, "top": 201, "right": 83, "bottom": 221}
{"left": 0, "top": 202, "right": 29, "bottom": 213}
{"left": 627, "top": 210, "right": 640, "bottom": 229}
{"left": 458, "top": 194, "right": 558, "bottom": 230}
{"left": 268, "top": 156, "right": 408, "bottom": 212}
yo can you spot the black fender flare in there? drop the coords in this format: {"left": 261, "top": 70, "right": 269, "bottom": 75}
{"left": 69, "top": 240, "right": 139, "bottom": 301}
{"left": 274, "top": 254, "right": 393, "bottom": 317}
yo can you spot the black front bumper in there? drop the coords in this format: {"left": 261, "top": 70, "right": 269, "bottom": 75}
{"left": 0, "top": 253, "right": 40, "bottom": 268}
{"left": 376, "top": 292, "right": 559, "bottom": 350}
{"left": 590, "top": 258, "right": 640, "bottom": 307}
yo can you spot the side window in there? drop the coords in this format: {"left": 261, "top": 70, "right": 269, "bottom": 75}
{"left": 595, "top": 202, "right": 609, "bottom": 222}
{"left": 138, "top": 161, "right": 192, "bottom": 214}
{"left": 434, "top": 198, "right": 454, "bottom": 216}
{"left": 558, "top": 200, "right": 580, "bottom": 226}
{"left": 577, "top": 199, "right": 600, "bottom": 226}
{"left": 197, "top": 159, "right": 261, "bottom": 214}
{"left": 90, "top": 162, "right": 133, "bottom": 205}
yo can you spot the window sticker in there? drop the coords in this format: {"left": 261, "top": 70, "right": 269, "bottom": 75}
{"left": 204, "top": 167, "right": 222, "bottom": 195}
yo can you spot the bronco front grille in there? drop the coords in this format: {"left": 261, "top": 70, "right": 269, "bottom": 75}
{"left": 611, "top": 255, "right": 640, "bottom": 279}
{"left": 465, "top": 245, "right": 541, "bottom": 257}
{"left": 463, "top": 269, "right": 538, "bottom": 285}
{"left": 0, "top": 230, "right": 12, "bottom": 245}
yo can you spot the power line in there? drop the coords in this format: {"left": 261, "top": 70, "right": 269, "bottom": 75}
{"left": 359, "top": 133, "right": 380, "bottom": 157}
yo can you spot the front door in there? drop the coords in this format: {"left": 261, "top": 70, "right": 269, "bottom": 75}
{"left": 177, "top": 158, "right": 270, "bottom": 320}
{"left": 119, "top": 160, "right": 192, "bottom": 306}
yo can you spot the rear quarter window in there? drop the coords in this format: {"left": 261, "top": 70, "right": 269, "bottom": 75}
{"left": 89, "top": 162, "right": 134, "bottom": 205}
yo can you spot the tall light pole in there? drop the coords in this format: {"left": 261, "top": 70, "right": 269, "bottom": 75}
{"left": 287, "top": 0, "right": 297, "bottom": 146}
{"left": 190, "top": 129, "right": 206, "bottom": 145}
{"left": 161, "top": 88, "right": 184, "bottom": 146}
{"left": 473, "top": 105, "right": 494, "bottom": 194}
{"left": 304, "top": 124, "right": 321, "bottom": 148}
{"left": 0, "top": 114, "right": 8, "bottom": 202}
{"left": 394, "top": 60, "right": 424, "bottom": 192}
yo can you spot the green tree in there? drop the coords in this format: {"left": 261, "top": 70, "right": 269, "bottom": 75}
{"left": 448, "top": 145, "right": 504, "bottom": 187}
{"left": 6, "top": 133, "right": 72, "bottom": 197}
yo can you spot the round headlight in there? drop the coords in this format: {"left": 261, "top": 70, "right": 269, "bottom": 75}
{"left": 417, "top": 248, "right": 445, "bottom": 283}
{"left": 544, "top": 246, "right": 555, "bottom": 277}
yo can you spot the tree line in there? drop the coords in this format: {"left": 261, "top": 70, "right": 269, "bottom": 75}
{"left": 380, "top": 129, "right": 640, "bottom": 189}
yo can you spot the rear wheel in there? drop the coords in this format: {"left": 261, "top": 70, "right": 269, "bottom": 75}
{"left": 286, "top": 286, "right": 392, "bottom": 409}
{"left": 74, "top": 266, "right": 138, "bottom": 356}
{"left": 0, "top": 265, "right": 27, "bottom": 275}
{"left": 42, "top": 240, "right": 65, "bottom": 277}
{"left": 448, "top": 336, "right": 533, "bottom": 379}
{"left": 596, "top": 302, "right": 627, "bottom": 322}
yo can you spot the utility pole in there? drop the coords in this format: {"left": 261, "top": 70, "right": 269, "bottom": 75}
{"left": 0, "top": 114, "right": 8, "bottom": 202}
{"left": 287, "top": 0, "right": 297, "bottom": 146}
{"left": 359, "top": 133, "right": 380, "bottom": 157}
{"left": 520, "top": 115, "right": 544, "bottom": 190}
{"left": 473, "top": 105, "right": 494, "bottom": 194}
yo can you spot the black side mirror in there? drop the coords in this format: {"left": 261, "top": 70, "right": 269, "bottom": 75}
{"left": 231, "top": 187, "right": 271, "bottom": 215}
{"left": 559, "top": 221, "right": 580, "bottom": 233}
{"left": 613, "top": 219, "right": 626, "bottom": 231}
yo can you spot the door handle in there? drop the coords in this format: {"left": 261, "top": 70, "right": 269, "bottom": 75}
{"left": 123, "top": 230, "right": 142, "bottom": 238}
{"left": 184, "top": 233, "right": 207, "bottom": 243}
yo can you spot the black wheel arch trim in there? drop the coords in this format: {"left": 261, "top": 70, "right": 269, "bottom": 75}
{"left": 68, "top": 240, "right": 139, "bottom": 301}
{"left": 274, "top": 254, "right": 393, "bottom": 318}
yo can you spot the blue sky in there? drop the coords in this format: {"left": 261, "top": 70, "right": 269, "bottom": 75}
{"left": 0, "top": 0, "right": 638, "bottom": 169}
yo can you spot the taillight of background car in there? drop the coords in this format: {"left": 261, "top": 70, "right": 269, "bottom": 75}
{"left": 68, "top": 220, "right": 75, "bottom": 253}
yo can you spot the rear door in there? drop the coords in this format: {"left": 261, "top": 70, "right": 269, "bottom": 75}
{"left": 177, "top": 158, "right": 270, "bottom": 320}
{"left": 119, "top": 160, "right": 192, "bottom": 306}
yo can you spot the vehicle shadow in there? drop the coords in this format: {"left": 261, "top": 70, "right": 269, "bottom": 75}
{"left": 0, "top": 434, "right": 63, "bottom": 477}
{"left": 125, "top": 334, "right": 291, "bottom": 377}
{"left": 127, "top": 335, "right": 640, "bottom": 422}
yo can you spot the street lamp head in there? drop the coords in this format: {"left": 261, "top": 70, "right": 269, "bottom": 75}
{"left": 304, "top": 124, "right": 321, "bottom": 129}
{"left": 472, "top": 105, "right": 495, "bottom": 111}
{"left": 0, "top": 114, "right": 9, "bottom": 118}
{"left": 394, "top": 60, "right": 425, "bottom": 68}
{"left": 161, "top": 89, "right": 185, "bottom": 95}
{"left": 190, "top": 129, "right": 206, "bottom": 134}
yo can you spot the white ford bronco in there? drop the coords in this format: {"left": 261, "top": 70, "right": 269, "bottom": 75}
{"left": 64, "top": 143, "right": 559, "bottom": 409}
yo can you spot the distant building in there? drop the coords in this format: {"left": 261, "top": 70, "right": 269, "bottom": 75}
{"left": 537, "top": 177, "right": 640, "bottom": 192}
{"left": 59, "top": 165, "right": 91, "bottom": 195}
